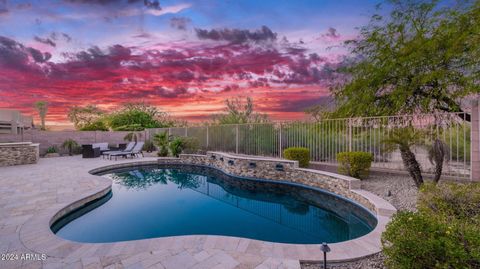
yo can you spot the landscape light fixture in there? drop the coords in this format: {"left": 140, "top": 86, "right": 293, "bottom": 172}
{"left": 320, "top": 242, "right": 331, "bottom": 269}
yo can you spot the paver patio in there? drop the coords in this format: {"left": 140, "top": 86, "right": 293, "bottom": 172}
{"left": 0, "top": 156, "right": 393, "bottom": 269}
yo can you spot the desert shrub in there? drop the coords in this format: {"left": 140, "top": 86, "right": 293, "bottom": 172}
{"left": 61, "top": 139, "right": 79, "bottom": 156}
{"left": 181, "top": 137, "right": 199, "bottom": 154}
{"left": 143, "top": 140, "right": 155, "bottom": 152}
{"left": 283, "top": 147, "right": 310, "bottom": 168}
{"left": 382, "top": 183, "right": 480, "bottom": 269}
{"left": 113, "top": 124, "right": 144, "bottom": 131}
{"left": 336, "top": 151, "right": 373, "bottom": 179}
{"left": 418, "top": 183, "right": 480, "bottom": 224}
{"left": 169, "top": 136, "right": 199, "bottom": 157}
{"left": 46, "top": 146, "right": 58, "bottom": 153}
{"left": 79, "top": 120, "right": 108, "bottom": 131}
{"left": 169, "top": 137, "right": 183, "bottom": 157}
{"left": 108, "top": 109, "right": 161, "bottom": 130}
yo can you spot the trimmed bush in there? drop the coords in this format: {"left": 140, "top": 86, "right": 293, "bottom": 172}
{"left": 382, "top": 183, "right": 480, "bottom": 269}
{"left": 336, "top": 151, "right": 373, "bottom": 179}
{"left": 283, "top": 147, "right": 310, "bottom": 168}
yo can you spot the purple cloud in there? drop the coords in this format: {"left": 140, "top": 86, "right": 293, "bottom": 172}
{"left": 195, "top": 26, "right": 277, "bottom": 44}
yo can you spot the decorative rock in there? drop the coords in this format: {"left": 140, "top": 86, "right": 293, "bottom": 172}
{"left": 0, "top": 142, "right": 39, "bottom": 166}
{"left": 166, "top": 151, "right": 390, "bottom": 213}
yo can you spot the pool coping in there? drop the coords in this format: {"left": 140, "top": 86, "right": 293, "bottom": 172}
{"left": 18, "top": 157, "right": 396, "bottom": 264}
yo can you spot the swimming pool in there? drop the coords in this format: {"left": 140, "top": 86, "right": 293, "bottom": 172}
{"left": 52, "top": 164, "right": 377, "bottom": 244}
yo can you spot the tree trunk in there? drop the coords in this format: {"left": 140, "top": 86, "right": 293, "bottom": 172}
{"left": 432, "top": 139, "right": 446, "bottom": 184}
{"left": 399, "top": 146, "right": 424, "bottom": 188}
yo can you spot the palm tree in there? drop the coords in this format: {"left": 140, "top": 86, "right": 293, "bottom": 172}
{"left": 427, "top": 138, "right": 450, "bottom": 184}
{"left": 383, "top": 127, "right": 425, "bottom": 188}
{"left": 61, "top": 139, "right": 79, "bottom": 156}
{"left": 153, "top": 132, "right": 169, "bottom": 156}
{"left": 34, "top": 101, "right": 48, "bottom": 130}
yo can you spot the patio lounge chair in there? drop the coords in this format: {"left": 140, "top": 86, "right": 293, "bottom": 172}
{"left": 109, "top": 142, "right": 144, "bottom": 160}
{"left": 102, "top": 142, "right": 135, "bottom": 159}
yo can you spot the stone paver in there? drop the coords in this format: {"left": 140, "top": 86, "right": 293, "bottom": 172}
{"left": 0, "top": 155, "right": 395, "bottom": 268}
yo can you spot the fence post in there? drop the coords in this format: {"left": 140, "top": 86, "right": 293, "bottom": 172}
{"left": 471, "top": 99, "right": 480, "bottom": 181}
{"left": 235, "top": 124, "right": 239, "bottom": 154}
{"left": 279, "top": 123, "right": 283, "bottom": 158}
{"left": 348, "top": 119, "right": 352, "bottom": 152}
{"left": 206, "top": 126, "right": 209, "bottom": 150}
{"left": 185, "top": 127, "right": 188, "bottom": 136}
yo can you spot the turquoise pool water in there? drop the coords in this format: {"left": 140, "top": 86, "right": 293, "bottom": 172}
{"left": 52, "top": 164, "right": 376, "bottom": 244}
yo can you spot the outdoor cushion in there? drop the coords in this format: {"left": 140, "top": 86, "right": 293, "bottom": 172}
{"left": 92, "top": 142, "right": 109, "bottom": 151}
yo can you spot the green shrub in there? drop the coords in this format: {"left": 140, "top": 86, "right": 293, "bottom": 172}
{"left": 108, "top": 110, "right": 161, "bottom": 130}
{"left": 153, "top": 132, "right": 169, "bottom": 157}
{"left": 169, "top": 137, "right": 183, "bottom": 157}
{"left": 46, "top": 146, "right": 58, "bottom": 154}
{"left": 283, "top": 147, "right": 310, "bottom": 168}
{"left": 336, "top": 151, "right": 373, "bottom": 179}
{"left": 113, "top": 124, "right": 144, "bottom": 131}
{"left": 61, "top": 139, "right": 79, "bottom": 156}
{"left": 79, "top": 120, "right": 108, "bottom": 131}
{"left": 169, "top": 136, "right": 199, "bottom": 157}
{"left": 418, "top": 183, "right": 480, "bottom": 224}
{"left": 143, "top": 140, "right": 155, "bottom": 153}
{"left": 382, "top": 183, "right": 480, "bottom": 269}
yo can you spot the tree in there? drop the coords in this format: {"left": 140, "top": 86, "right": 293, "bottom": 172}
{"left": 331, "top": 0, "right": 480, "bottom": 121}
{"left": 304, "top": 105, "right": 330, "bottom": 122}
{"left": 383, "top": 127, "right": 425, "bottom": 188}
{"left": 34, "top": 101, "right": 48, "bottom": 130}
{"left": 427, "top": 138, "right": 450, "bottom": 184}
{"left": 212, "top": 97, "right": 269, "bottom": 124}
{"left": 383, "top": 127, "right": 449, "bottom": 188}
{"left": 67, "top": 105, "right": 105, "bottom": 130}
{"left": 120, "top": 102, "right": 175, "bottom": 127}
{"left": 108, "top": 103, "right": 174, "bottom": 131}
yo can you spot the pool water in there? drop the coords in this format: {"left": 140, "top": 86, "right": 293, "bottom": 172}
{"left": 52, "top": 165, "right": 376, "bottom": 244}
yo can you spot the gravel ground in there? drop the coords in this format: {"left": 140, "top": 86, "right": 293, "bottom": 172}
{"left": 301, "top": 173, "right": 418, "bottom": 269}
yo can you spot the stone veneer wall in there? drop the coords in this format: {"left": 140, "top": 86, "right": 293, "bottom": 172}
{"left": 158, "top": 151, "right": 377, "bottom": 213}
{"left": 0, "top": 142, "right": 39, "bottom": 167}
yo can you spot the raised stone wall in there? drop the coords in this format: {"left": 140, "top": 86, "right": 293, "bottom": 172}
{"left": 158, "top": 151, "right": 391, "bottom": 214}
{"left": 0, "top": 142, "right": 39, "bottom": 167}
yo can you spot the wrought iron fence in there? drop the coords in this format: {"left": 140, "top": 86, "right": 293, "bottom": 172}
{"left": 147, "top": 112, "right": 471, "bottom": 178}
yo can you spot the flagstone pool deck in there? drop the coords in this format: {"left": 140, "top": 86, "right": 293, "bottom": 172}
{"left": 0, "top": 156, "right": 395, "bottom": 269}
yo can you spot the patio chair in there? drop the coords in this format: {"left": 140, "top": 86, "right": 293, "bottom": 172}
{"left": 82, "top": 144, "right": 101, "bottom": 158}
{"left": 102, "top": 142, "right": 135, "bottom": 159}
{"left": 109, "top": 142, "right": 144, "bottom": 160}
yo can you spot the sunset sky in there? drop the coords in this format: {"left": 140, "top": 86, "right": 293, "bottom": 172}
{"left": 0, "top": 0, "right": 381, "bottom": 126}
